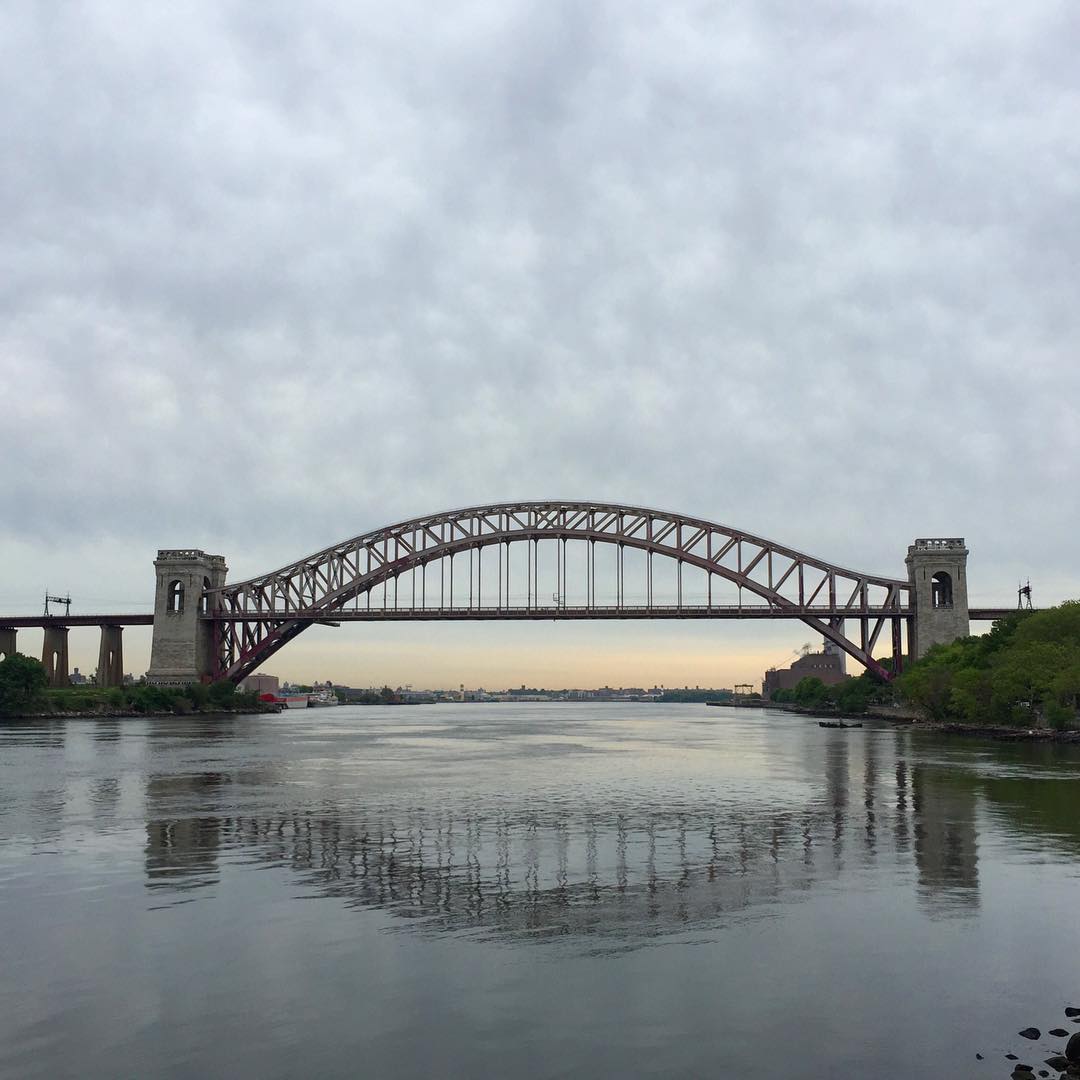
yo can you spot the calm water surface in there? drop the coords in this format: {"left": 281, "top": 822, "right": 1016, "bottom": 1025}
{"left": 2, "top": 704, "right": 1079, "bottom": 1079}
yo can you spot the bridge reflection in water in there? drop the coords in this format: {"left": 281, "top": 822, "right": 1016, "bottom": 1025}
{"left": 143, "top": 733, "right": 983, "bottom": 941}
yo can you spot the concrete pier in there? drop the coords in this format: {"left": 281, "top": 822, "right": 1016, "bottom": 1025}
{"left": 0, "top": 627, "right": 15, "bottom": 661}
{"left": 97, "top": 625, "right": 124, "bottom": 687}
{"left": 41, "top": 626, "right": 70, "bottom": 687}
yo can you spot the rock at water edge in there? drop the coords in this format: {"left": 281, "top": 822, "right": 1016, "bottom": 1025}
{"left": 1066, "top": 1031, "right": 1080, "bottom": 1063}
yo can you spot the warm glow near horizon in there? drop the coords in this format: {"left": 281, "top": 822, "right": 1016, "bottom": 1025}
{"left": 35, "top": 620, "right": 842, "bottom": 691}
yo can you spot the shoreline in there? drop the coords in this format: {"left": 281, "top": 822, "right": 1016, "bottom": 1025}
{"left": 750, "top": 701, "right": 1080, "bottom": 743}
{"left": 0, "top": 705, "right": 279, "bottom": 721}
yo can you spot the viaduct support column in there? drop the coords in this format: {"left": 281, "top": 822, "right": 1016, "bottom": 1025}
{"left": 42, "top": 626, "right": 70, "bottom": 687}
{"left": 97, "top": 625, "right": 124, "bottom": 687}
{"left": 0, "top": 627, "right": 15, "bottom": 661}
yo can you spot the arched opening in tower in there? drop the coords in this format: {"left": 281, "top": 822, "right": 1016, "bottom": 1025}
{"left": 931, "top": 571, "right": 953, "bottom": 609}
{"left": 167, "top": 580, "right": 185, "bottom": 615}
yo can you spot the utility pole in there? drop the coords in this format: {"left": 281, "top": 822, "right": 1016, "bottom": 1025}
{"left": 43, "top": 592, "right": 72, "bottom": 617}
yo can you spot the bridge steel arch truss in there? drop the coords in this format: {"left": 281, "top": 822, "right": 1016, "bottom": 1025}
{"left": 208, "top": 502, "right": 913, "bottom": 684}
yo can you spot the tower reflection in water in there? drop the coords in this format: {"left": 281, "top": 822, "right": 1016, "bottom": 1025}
{"left": 143, "top": 733, "right": 982, "bottom": 941}
{"left": 145, "top": 774, "right": 226, "bottom": 893}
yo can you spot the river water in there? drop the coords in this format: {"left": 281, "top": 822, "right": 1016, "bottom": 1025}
{"left": 1, "top": 704, "right": 1078, "bottom": 1079}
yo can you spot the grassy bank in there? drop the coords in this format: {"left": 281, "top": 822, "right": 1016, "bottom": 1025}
{"left": 0, "top": 653, "right": 266, "bottom": 719}
{"left": 37, "top": 683, "right": 263, "bottom": 715}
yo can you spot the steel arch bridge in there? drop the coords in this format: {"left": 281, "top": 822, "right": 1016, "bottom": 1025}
{"left": 207, "top": 501, "right": 916, "bottom": 684}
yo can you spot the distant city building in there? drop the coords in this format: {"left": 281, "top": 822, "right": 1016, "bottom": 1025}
{"left": 763, "top": 650, "right": 848, "bottom": 697}
{"left": 69, "top": 667, "right": 89, "bottom": 685}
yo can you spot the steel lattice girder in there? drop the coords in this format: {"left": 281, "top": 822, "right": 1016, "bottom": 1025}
{"left": 207, "top": 501, "right": 912, "bottom": 682}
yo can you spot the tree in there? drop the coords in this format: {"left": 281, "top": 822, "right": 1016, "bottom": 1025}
{"left": 128, "top": 684, "right": 179, "bottom": 713}
{"left": 1051, "top": 655, "right": 1080, "bottom": 717}
{"left": 949, "top": 667, "right": 992, "bottom": 722}
{"left": 184, "top": 682, "right": 210, "bottom": 708}
{"left": 208, "top": 680, "right": 237, "bottom": 707}
{"left": 894, "top": 602, "right": 1080, "bottom": 728}
{"left": 0, "top": 653, "right": 49, "bottom": 715}
{"left": 830, "top": 677, "right": 875, "bottom": 714}
{"left": 988, "top": 641, "right": 1066, "bottom": 726}
{"left": 793, "top": 677, "right": 830, "bottom": 708}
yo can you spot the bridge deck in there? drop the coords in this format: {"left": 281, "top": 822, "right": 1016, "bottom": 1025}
{"left": 0, "top": 614, "right": 155, "bottom": 628}
{"left": 208, "top": 603, "right": 911, "bottom": 622}
{"left": 0, "top": 607, "right": 1014, "bottom": 628}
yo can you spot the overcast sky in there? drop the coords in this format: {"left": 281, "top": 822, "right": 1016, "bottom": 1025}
{"left": 2, "top": 1, "right": 1078, "bottom": 687}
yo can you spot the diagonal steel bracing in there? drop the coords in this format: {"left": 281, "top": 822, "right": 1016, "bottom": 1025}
{"left": 205, "top": 501, "right": 913, "bottom": 684}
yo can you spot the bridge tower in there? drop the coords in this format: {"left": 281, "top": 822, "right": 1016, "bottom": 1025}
{"left": 146, "top": 550, "right": 227, "bottom": 686}
{"left": 906, "top": 539, "right": 969, "bottom": 660}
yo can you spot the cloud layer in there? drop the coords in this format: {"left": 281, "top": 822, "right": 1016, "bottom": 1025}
{"left": 2, "top": 1, "right": 1077, "bottom": 682}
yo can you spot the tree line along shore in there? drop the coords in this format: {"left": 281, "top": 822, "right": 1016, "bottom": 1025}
{"left": 1, "top": 602, "right": 1078, "bottom": 728}
{"left": 768, "top": 601, "right": 1080, "bottom": 733}
{"left": 0, "top": 655, "right": 267, "bottom": 718}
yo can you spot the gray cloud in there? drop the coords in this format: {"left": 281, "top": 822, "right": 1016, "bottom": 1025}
{"left": 1, "top": 1, "right": 1077, "bottom": 676}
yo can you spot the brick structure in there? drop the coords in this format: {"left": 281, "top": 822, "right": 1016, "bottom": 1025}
{"left": 763, "top": 650, "right": 848, "bottom": 697}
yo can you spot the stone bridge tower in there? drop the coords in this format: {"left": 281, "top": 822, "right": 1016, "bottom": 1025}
{"left": 146, "top": 550, "right": 227, "bottom": 685}
{"left": 906, "top": 539, "right": 969, "bottom": 660}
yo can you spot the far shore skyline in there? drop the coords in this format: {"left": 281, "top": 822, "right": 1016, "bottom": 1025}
{"left": 30, "top": 621, "right": 871, "bottom": 691}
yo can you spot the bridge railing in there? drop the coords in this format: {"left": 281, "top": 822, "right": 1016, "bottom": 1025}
{"left": 202, "top": 603, "right": 915, "bottom": 621}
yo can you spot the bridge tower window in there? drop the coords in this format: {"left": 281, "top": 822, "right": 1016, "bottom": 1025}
{"left": 931, "top": 571, "right": 953, "bottom": 609}
{"left": 167, "top": 579, "right": 185, "bottom": 615}
{"left": 200, "top": 577, "right": 211, "bottom": 615}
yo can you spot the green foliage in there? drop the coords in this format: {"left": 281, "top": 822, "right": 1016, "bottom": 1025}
{"left": 184, "top": 682, "right": 210, "bottom": 707}
{"left": 895, "top": 603, "right": 1080, "bottom": 728}
{"left": 10, "top": 673, "right": 262, "bottom": 718}
{"left": 830, "top": 675, "right": 878, "bottom": 714}
{"left": 769, "top": 670, "right": 887, "bottom": 714}
{"left": 207, "top": 681, "right": 236, "bottom": 707}
{"left": 127, "top": 684, "right": 179, "bottom": 712}
{"left": 793, "top": 677, "right": 830, "bottom": 707}
{"left": 657, "top": 689, "right": 735, "bottom": 703}
{"left": 0, "top": 653, "right": 49, "bottom": 715}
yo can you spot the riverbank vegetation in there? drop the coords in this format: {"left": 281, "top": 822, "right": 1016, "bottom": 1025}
{"left": 768, "top": 602, "right": 1080, "bottom": 729}
{"left": 768, "top": 669, "right": 892, "bottom": 715}
{"left": 657, "top": 689, "right": 736, "bottom": 704}
{"left": 0, "top": 653, "right": 262, "bottom": 718}
{"left": 895, "top": 602, "right": 1080, "bottom": 729}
